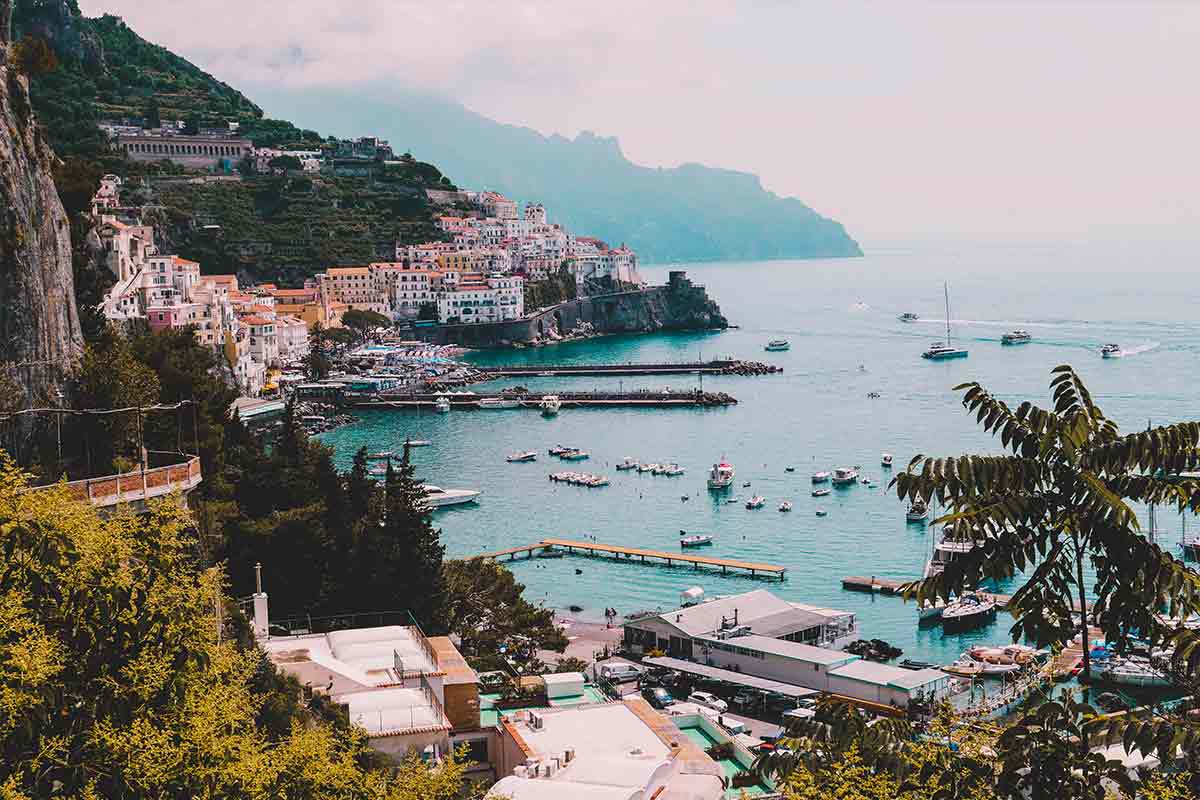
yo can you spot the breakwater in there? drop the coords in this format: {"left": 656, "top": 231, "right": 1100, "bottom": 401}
{"left": 476, "top": 359, "right": 781, "bottom": 377}
{"left": 346, "top": 389, "right": 737, "bottom": 409}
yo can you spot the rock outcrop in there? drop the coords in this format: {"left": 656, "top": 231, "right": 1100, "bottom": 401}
{"left": 0, "top": 5, "right": 84, "bottom": 407}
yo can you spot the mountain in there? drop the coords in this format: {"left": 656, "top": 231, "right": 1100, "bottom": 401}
{"left": 262, "top": 89, "right": 863, "bottom": 263}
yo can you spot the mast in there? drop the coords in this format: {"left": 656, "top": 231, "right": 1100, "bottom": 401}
{"left": 944, "top": 282, "right": 952, "bottom": 346}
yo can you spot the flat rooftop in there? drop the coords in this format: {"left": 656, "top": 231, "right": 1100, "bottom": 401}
{"left": 261, "top": 625, "right": 440, "bottom": 694}
{"left": 828, "top": 659, "right": 948, "bottom": 690}
{"left": 342, "top": 686, "right": 450, "bottom": 736}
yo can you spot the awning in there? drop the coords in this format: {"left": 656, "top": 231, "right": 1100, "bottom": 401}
{"left": 642, "top": 656, "right": 819, "bottom": 698}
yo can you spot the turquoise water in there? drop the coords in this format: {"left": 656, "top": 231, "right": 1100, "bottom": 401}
{"left": 320, "top": 243, "right": 1200, "bottom": 667}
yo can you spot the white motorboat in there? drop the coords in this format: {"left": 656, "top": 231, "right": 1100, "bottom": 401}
{"left": 549, "top": 444, "right": 577, "bottom": 456}
{"left": 967, "top": 644, "right": 1038, "bottom": 666}
{"left": 943, "top": 658, "right": 986, "bottom": 678}
{"left": 405, "top": 439, "right": 432, "bottom": 447}
{"left": 616, "top": 456, "right": 639, "bottom": 471}
{"left": 367, "top": 451, "right": 393, "bottom": 460}
{"left": 881, "top": 453, "right": 894, "bottom": 468}
{"left": 765, "top": 339, "right": 790, "bottom": 352}
{"left": 560, "top": 449, "right": 590, "bottom": 461}
{"left": 778, "top": 501, "right": 793, "bottom": 512}
{"left": 899, "top": 312, "right": 920, "bottom": 323}
{"left": 831, "top": 467, "right": 859, "bottom": 486}
{"left": 662, "top": 463, "right": 686, "bottom": 476}
{"left": 638, "top": 462, "right": 660, "bottom": 473}
{"left": 1001, "top": 330, "right": 1032, "bottom": 345}
{"left": 506, "top": 451, "right": 537, "bottom": 463}
{"left": 906, "top": 500, "right": 929, "bottom": 523}
{"left": 922, "top": 283, "right": 968, "bottom": 360}
{"left": 812, "top": 487, "right": 831, "bottom": 497}
{"left": 651, "top": 463, "right": 669, "bottom": 475}
{"left": 1101, "top": 343, "right": 1123, "bottom": 359}
{"left": 941, "top": 592, "right": 997, "bottom": 632}
{"left": 478, "top": 397, "right": 520, "bottom": 409}
{"left": 680, "top": 532, "right": 714, "bottom": 548}
{"left": 745, "top": 495, "right": 766, "bottom": 509}
{"left": 1096, "top": 658, "right": 1172, "bottom": 688}
{"left": 417, "top": 485, "right": 481, "bottom": 509}
{"left": 540, "top": 395, "right": 562, "bottom": 416}
{"left": 707, "top": 461, "right": 735, "bottom": 490}
{"left": 812, "top": 471, "right": 831, "bottom": 483}
{"left": 434, "top": 395, "right": 451, "bottom": 413}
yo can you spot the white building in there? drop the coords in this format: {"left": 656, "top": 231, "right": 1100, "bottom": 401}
{"left": 437, "top": 274, "right": 523, "bottom": 324}
{"left": 276, "top": 315, "right": 310, "bottom": 361}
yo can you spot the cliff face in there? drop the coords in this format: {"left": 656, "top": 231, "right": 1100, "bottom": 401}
{"left": 0, "top": 34, "right": 84, "bottom": 405}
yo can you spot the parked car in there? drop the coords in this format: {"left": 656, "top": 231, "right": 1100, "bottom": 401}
{"left": 598, "top": 662, "right": 645, "bottom": 683}
{"left": 642, "top": 686, "right": 675, "bottom": 709}
{"left": 688, "top": 691, "right": 729, "bottom": 713}
{"left": 732, "top": 689, "right": 767, "bottom": 710}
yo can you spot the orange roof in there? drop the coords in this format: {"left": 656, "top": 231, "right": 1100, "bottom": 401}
{"left": 270, "top": 288, "right": 314, "bottom": 297}
{"left": 173, "top": 256, "right": 201, "bottom": 267}
{"left": 250, "top": 304, "right": 273, "bottom": 313}
{"left": 206, "top": 275, "right": 239, "bottom": 286}
{"left": 239, "top": 316, "right": 273, "bottom": 326}
{"left": 326, "top": 266, "right": 370, "bottom": 276}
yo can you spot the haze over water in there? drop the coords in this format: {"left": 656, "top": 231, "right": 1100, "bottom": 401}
{"left": 321, "top": 242, "right": 1200, "bottom": 665}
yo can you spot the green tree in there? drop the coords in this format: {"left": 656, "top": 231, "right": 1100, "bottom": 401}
{"left": 68, "top": 335, "right": 161, "bottom": 473}
{"left": 347, "top": 446, "right": 377, "bottom": 520}
{"left": 143, "top": 97, "right": 161, "bottom": 128}
{"left": 417, "top": 301, "right": 438, "bottom": 321}
{"left": 341, "top": 308, "right": 392, "bottom": 339}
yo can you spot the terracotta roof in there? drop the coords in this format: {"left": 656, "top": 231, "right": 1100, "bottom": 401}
{"left": 173, "top": 256, "right": 200, "bottom": 267}
{"left": 327, "top": 266, "right": 370, "bottom": 276}
{"left": 271, "top": 288, "right": 315, "bottom": 297}
{"left": 239, "top": 316, "right": 273, "bottom": 326}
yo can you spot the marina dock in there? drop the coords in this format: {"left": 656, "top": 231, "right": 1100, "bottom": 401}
{"left": 842, "top": 575, "right": 1015, "bottom": 607}
{"left": 475, "top": 360, "right": 781, "bottom": 377}
{"left": 474, "top": 538, "right": 786, "bottom": 580}
{"left": 349, "top": 390, "right": 737, "bottom": 409}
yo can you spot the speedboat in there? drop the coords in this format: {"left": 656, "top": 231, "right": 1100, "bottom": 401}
{"left": 881, "top": 453, "right": 893, "bottom": 468}
{"left": 778, "top": 501, "right": 793, "bottom": 512}
{"left": 434, "top": 395, "right": 451, "bottom": 413}
{"left": 1001, "top": 330, "right": 1032, "bottom": 345}
{"left": 549, "top": 444, "right": 577, "bottom": 456}
{"left": 1101, "top": 343, "right": 1122, "bottom": 359}
{"left": 417, "top": 485, "right": 481, "bottom": 509}
{"left": 707, "top": 461, "right": 735, "bottom": 490}
{"left": 662, "top": 463, "right": 686, "bottom": 476}
{"left": 943, "top": 659, "right": 985, "bottom": 678}
{"left": 906, "top": 500, "right": 929, "bottom": 523}
{"left": 616, "top": 456, "right": 639, "bottom": 471}
{"left": 367, "top": 451, "right": 393, "bottom": 460}
{"left": 638, "top": 462, "right": 660, "bottom": 473}
{"left": 831, "top": 467, "right": 859, "bottom": 486}
{"left": 540, "top": 395, "right": 562, "bottom": 416}
{"left": 506, "top": 451, "right": 537, "bottom": 463}
{"left": 811, "top": 471, "right": 831, "bottom": 483}
{"left": 478, "top": 397, "right": 520, "bottom": 409}
{"left": 765, "top": 339, "right": 790, "bottom": 352}
{"left": 940, "top": 592, "right": 997, "bottom": 632}
{"left": 899, "top": 312, "right": 920, "bottom": 323}
{"left": 812, "top": 487, "right": 831, "bottom": 497}
{"left": 815, "top": 509, "right": 828, "bottom": 517}
{"left": 1095, "top": 658, "right": 1172, "bottom": 688}
{"left": 745, "top": 495, "right": 766, "bottom": 509}
{"left": 922, "top": 342, "right": 969, "bottom": 360}
{"left": 680, "top": 532, "right": 714, "bottom": 548}
{"left": 560, "top": 449, "right": 590, "bottom": 461}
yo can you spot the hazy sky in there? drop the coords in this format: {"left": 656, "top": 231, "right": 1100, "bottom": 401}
{"left": 80, "top": 1, "right": 1200, "bottom": 244}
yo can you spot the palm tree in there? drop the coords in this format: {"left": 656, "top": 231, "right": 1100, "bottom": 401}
{"left": 893, "top": 365, "right": 1200, "bottom": 684}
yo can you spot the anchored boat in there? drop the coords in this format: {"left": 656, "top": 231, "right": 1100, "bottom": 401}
{"left": 922, "top": 283, "right": 968, "bottom": 360}
{"left": 707, "top": 461, "right": 735, "bottom": 490}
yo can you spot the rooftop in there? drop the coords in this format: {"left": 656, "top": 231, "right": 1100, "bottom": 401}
{"left": 697, "top": 633, "right": 860, "bottom": 667}
{"left": 649, "top": 589, "right": 834, "bottom": 638}
{"left": 827, "top": 659, "right": 948, "bottom": 690}
{"left": 260, "top": 624, "right": 441, "bottom": 694}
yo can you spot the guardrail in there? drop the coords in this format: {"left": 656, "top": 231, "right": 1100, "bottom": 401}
{"left": 47, "top": 454, "right": 202, "bottom": 509}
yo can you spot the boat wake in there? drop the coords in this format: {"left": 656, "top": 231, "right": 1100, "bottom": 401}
{"left": 1119, "top": 342, "right": 1161, "bottom": 357}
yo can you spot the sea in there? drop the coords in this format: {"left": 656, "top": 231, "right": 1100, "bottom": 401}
{"left": 319, "top": 241, "right": 1200, "bottom": 667}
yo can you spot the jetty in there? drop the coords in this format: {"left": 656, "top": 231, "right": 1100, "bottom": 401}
{"left": 475, "top": 360, "right": 781, "bottom": 377}
{"left": 474, "top": 538, "right": 786, "bottom": 580}
{"left": 842, "top": 575, "right": 1094, "bottom": 614}
{"left": 348, "top": 390, "right": 737, "bottom": 409}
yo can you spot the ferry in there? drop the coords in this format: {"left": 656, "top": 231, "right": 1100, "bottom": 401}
{"left": 417, "top": 485, "right": 481, "bottom": 509}
{"left": 707, "top": 461, "right": 735, "bottom": 490}
{"left": 506, "top": 451, "right": 537, "bottom": 463}
{"left": 540, "top": 395, "right": 562, "bottom": 416}
{"left": 811, "top": 471, "right": 831, "bottom": 483}
{"left": 831, "top": 467, "right": 859, "bottom": 486}
{"left": 898, "top": 312, "right": 920, "bottom": 323}
{"left": 1001, "top": 330, "right": 1032, "bottom": 345}
{"left": 764, "top": 339, "right": 790, "bottom": 352}
{"left": 616, "top": 456, "right": 639, "bottom": 471}
{"left": 1101, "top": 343, "right": 1123, "bottom": 359}
{"left": 434, "top": 395, "right": 451, "bottom": 413}
{"left": 745, "top": 495, "right": 766, "bottom": 509}
{"left": 478, "top": 397, "right": 520, "bottom": 409}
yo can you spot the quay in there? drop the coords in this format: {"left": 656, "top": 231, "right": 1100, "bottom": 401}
{"left": 475, "top": 360, "right": 781, "bottom": 377}
{"left": 474, "top": 538, "right": 786, "bottom": 580}
{"left": 348, "top": 390, "right": 737, "bottom": 409}
{"left": 842, "top": 575, "right": 1091, "bottom": 614}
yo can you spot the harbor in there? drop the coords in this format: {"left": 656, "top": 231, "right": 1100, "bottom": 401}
{"left": 474, "top": 538, "right": 787, "bottom": 580}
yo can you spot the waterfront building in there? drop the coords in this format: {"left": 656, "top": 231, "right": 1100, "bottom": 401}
{"left": 436, "top": 274, "right": 524, "bottom": 324}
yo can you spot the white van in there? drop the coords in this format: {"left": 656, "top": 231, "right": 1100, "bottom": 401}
{"left": 598, "top": 662, "right": 645, "bottom": 682}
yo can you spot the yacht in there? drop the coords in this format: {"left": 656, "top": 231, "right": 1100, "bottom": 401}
{"left": 811, "top": 471, "right": 831, "bottom": 483}
{"left": 745, "top": 495, "right": 766, "bottom": 509}
{"left": 918, "top": 527, "right": 976, "bottom": 621}
{"left": 506, "top": 451, "right": 537, "bottom": 463}
{"left": 1095, "top": 658, "right": 1172, "bottom": 688}
{"left": 906, "top": 500, "right": 929, "bottom": 523}
{"left": 940, "top": 592, "right": 997, "bottom": 632}
{"left": 899, "top": 312, "right": 920, "bottom": 323}
{"left": 679, "top": 532, "right": 714, "bottom": 548}
{"left": 921, "top": 283, "right": 968, "bottom": 360}
{"left": 616, "top": 456, "right": 639, "bottom": 471}
{"left": 881, "top": 453, "right": 893, "bottom": 468}
{"left": 831, "top": 467, "right": 859, "bottom": 486}
{"left": 707, "top": 461, "right": 736, "bottom": 490}
{"left": 1001, "top": 330, "right": 1032, "bottom": 345}
{"left": 778, "top": 500, "right": 793, "bottom": 512}
{"left": 812, "top": 487, "right": 831, "bottom": 497}
{"left": 560, "top": 449, "right": 590, "bottom": 461}
{"left": 478, "top": 397, "right": 520, "bottom": 409}
{"left": 434, "top": 395, "right": 451, "bottom": 413}
{"left": 1101, "top": 343, "right": 1123, "bottom": 359}
{"left": 417, "top": 485, "right": 481, "bottom": 509}
{"left": 765, "top": 339, "right": 790, "bottom": 352}
{"left": 540, "top": 395, "right": 562, "bottom": 416}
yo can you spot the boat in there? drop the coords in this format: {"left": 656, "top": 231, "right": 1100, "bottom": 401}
{"left": 560, "top": 449, "right": 590, "bottom": 461}
{"left": 417, "top": 485, "right": 481, "bottom": 509}
{"left": 506, "top": 451, "right": 538, "bottom": 463}
{"left": 831, "top": 467, "right": 859, "bottom": 486}
{"left": 434, "top": 395, "right": 451, "bottom": 413}
{"left": 680, "top": 532, "right": 714, "bottom": 548}
{"left": 742, "top": 481, "right": 752, "bottom": 488}
{"left": 812, "top": 487, "right": 831, "bottom": 497}
{"left": 651, "top": 463, "right": 670, "bottom": 475}
{"left": 404, "top": 439, "right": 432, "bottom": 447}
{"left": 940, "top": 592, "right": 997, "bottom": 632}
{"left": 1101, "top": 343, "right": 1123, "bottom": 359}
{"left": 943, "top": 659, "right": 986, "bottom": 678}
{"left": 861, "top": 477, "right": 872, "bottom": 486}
{"left": 778, "top": 501, "right": 793, "bottom": 512}
{"left": 765, "top": 339, "right": 791, "bottom": 352}
{"left": 367, "top": 451, "right": 393, "bottom": 460}
{"left": 478, "top": 397, "right": 521, "bottom": 409}
{"left": 812, "top": 471, "right": 831, "bottom": 483}
{"left": 815, "top": 509, "right": 828, "bottom": 517}
{"left": 881, "top": 453, "right": 893, "bottom": 468}
{"left": 540, "top": 395, "right": 562, "bottom": 416}
{"left": 785, "top": 466, "right": 796, "bottom": 473}
{"left": 707, "top": 461, "right": 735, "bottom": 490}
{"left": 616, "top": 457, "right": 639, "bottom": 471}
{"left": 638, "top": 462, "right": 660, "bottom": 473}
{"left": 899, "top": 312, "right": 920, "bottom": 323}
{"left": 549, "top": 444, "right": 577, "bottom": 456}
{"left": 662, "top": 464, "right": 686, "bottom": 476}
{"left": 745, "top": 495, "right": 766, "bottom": 509}
{"left": 921, "top": 283, "right": 968, "bottom": 360}
{"left": 1001, "top": 330, "right": 1032, "bottom": 345}
{"left": 368, "top": 465, "right": 390, "bottom": 477}
{"left": 906, "top": 500, "right": 929, "bottom": 523}
{"left": 1095, "top": 658, "right": 1172, "bottom": 688}
{"left": 967, "top": 644, "right": 1039, "bottom": 666}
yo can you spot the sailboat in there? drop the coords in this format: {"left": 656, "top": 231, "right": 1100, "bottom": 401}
{"left": 922, "top": 283, "right": 968, "bottom": 360}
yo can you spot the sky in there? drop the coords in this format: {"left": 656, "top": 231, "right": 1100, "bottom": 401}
{"left": 79, "top": 1, "right": 1200, "bottom": 245}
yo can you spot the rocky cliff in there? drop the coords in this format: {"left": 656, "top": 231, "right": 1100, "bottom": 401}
{"left": 0, "top": 9, "right": 84, "bottom": 407}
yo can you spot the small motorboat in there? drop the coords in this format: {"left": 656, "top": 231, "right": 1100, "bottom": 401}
{"left": 899, "top": 312, "right": 920, "bottom": 323}
{"left": 906, "top": 500, "right": 929, "bottom": 523}
{"left": 785, "top": 466, "right": 795, "bottom": 473}
{"left": 367, "top": 451, "right": 393, "bottom": 460}
{"left": 506, "top": 451, "right": 538, "bottom": 463}
{"left": 831, "top": 467, "right": 859, "bottom": 486}
{"left": 662, "top": 464, "right": 686, "bottom": 476}
{"left": 536, "top": 549, "right": 565, "bottom": 559}
{"left": 724, "top": 497, "right": 740, "bottom": 505}
{"left": 478, "top": 397, "right": 521, "bottom": 409}
{"left": 881, "top": 453, "right": 893, "bottom": 468}
{"left": 742, "top": 481, "right": 752, "bottom": 488}
{"left": 1095, "top": 658, "right": 1172, "bottom": 688}
{"left": 1101, "top": 343, "right": 1123, "bottom": 359}
{"left": 638, "top": 462, "right": 660, "bottom": 473}
{"left": 778, "top": 501, "right": 793, "bottom": 512}
{"left": 405, "top": 439, "right": 432, "bottom": 447}
{"left": 680, "top": 531, "right": 714, "bottom": 548}
{"left": 812, "top": 471, "right": 831, "bottom": 483}
{"left": 815, "top": 509, "right": 828, "bottom": 517}
{"left": 812, "top": 487, "right": 831, "bottom": 497}
{"left": 764, "top": 339, "right": 790, "bottom": 351}
{"left": 943, "top": 659, "right": 985, "bottom": 678}
{"left": 560, "top": 449, "right": 590, "bottom": 461}
{"left": 861, "top": 477, "right": 872, "bottom": 486}
{"left": 539, "top": 395, "right": 562, "bottom": 416}
{"left": 434, "top": 395, "right": 451, "bottom": 413}
{"left": 1001, "top": 330, "right": 1032, "bottom": 345}
{"left": 549, "top": 444, "right": 577, "bottom": 456}
{"left": 745, "top": 495, "right": 766, "bottom": 509}
{"left": 680, "top": 495, "right": 689, "bottom": 502}
{"left": 616, "top": 456, "right": 639, "bottom": 471}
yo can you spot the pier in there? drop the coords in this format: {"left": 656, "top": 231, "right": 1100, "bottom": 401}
{"left": 348, "top": 390, "right": 737, "bottom": 409}
{"left": 474, "top": 538, "right": 786, "bottom": 580}
{"left": 475, "top": 360, "right": 781, "bottom": 377}
{"left": 842, "top": 576, "right": 1015, "bottom": 607}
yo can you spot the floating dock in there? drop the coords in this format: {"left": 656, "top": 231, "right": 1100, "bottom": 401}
{"left": 475, "top": 360, "right": 780, "bottom": 377}
{"left": 841, "top": 576, "right": 1014, "bottom": 608}
{"left": 348, "top": 390, "right": 737, "bottom": 409}
{"left": 474, "top": 538, "right": 786, "bottom": 580}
